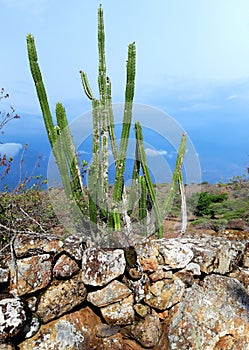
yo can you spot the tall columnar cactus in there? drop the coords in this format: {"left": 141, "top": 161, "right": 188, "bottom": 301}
{"left": 112, "top": 42, "right": 136, "bottom": 203}
{"left": 139, "top": 175, "right": 147, "bottom": 230}
{"left": 135, "top": 121, "right": 163, "bottom": 237}
{"left": 163, "top": 132, "right": 187, "bottom": 219}
{"left": 27, "top": 5, "right": 187, "bottom": 244}
{"left": 26, "top": 34, "right": 86, "bottom": 214}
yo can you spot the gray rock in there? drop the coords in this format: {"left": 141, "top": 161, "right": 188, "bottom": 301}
{"left": 53, "top": 254, "right": 79, "bottom": 279}
{"left": 9, "top": 254, "right": 52, "bottom": 296}
{"left": 144, "top": 277, "right": 185, "bottom": 310}
{"left": 36, "top": 272, "right": 86, "bottom": 323}
{"left": 82, "top": 248, "right": 126, "bottom": 286}
{"left": 18, "top": 307, "right": 102, "bottom": 350}
{"left": 0, "top": 268, "right": 9, "bottom": 284}
{"left": 131, "top": 314, "right": 162, "bottom": 348}
{"left": 101, "top": 294, "right": 134, "bottom": 325}
{"left": 168, "top": 274, "right": 249, "bottom": 349}
{"left": 0, "top": 298, "right": 27, "bottom": 342}
{"left": 87, "top": 280, "right": 132, "bottom": 307}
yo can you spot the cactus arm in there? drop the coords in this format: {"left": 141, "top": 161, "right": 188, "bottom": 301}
{"left": 88, "top": 99, "right": 101, "bottom": 226}
{"left": 139, "top": 175, "right": 147, "bottom": 231}
{"left": 55, "top": 103, "right": 87, "bottom": 209}
{"left": 27, "top": 34, "right": 76, "bottom": 202}
{"left": 127, "top": 142, "right": 141, "bottom": 215}
{"left": 135, "top": 121, "right": 163, "bottom": 238}
{"left": 113, "top": 42, "right": 136, "bottom": 202}
{"left": 52, "top": 127, "right": 72, "bottom": 198}
{"left": 26, "top": 34, "right": 56, "bottom": 145}
{"left": 98, "top": 4, "right": 107, "bottom": 104}
{"left": 179, "top": 171, "right": 187, "bottom": 234}
{"left": 163, "top": 132, "right": 186, "bottom": 218}
{"left": 80, "top": 71, "right": 94, "bottom": 100}
{"left": 113, "top": 208, "right": 121, "bottom": 231}
{"left": 106, "top": 77, "right": 119, "bottom": 163}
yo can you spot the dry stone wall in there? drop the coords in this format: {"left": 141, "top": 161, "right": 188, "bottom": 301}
{"left": 1, "top": 232, "right": 249, "bottom": 349}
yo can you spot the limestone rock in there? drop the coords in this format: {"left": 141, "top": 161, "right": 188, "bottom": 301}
{"left": 0, "top": 268, "right": 9, "bottom": 284}
{"left": 0, "top": 298, "right": 27, "bottom": 342}
{"left": 157, "top": 239, "right": 194, "bottom": 270}
{"left": 13, "top": 233, "right": 64, "bottom": 257}
{"left": 135, "top": 242, "right": 159, "bottom": 273}
{"left": 125, "top": 273, "right": 150, "bottom": 303}
{"left": 98, "top": 333, "right": 124, "bottom": 349}
{"left": 87, "top": 280, "right": 132, "bottom": 307}
{"left": 14, "top": 233, "right": 83, "bottom": 260}
{"left": 18, "top": 307, "right": 102, "bottom": 350}
{"left": 149, "top": 268, "right": 173, "bottom": 282}
{"left": 168, "top": 274, "right": 249, "bottom": 349}
{"left": 36, "top": 272, "right": 86, "bottom": 323}
{"left": 101, "top": 294, "right": 134, "bottom": 325}
{"left": 9, "top": 254, "right": 52, "bottom": 296}
{"left": 53, "top": 254, "right": 79, "bottom": 279}
{"left": 131, "top": 314, "right": 162, "bottom": 348}
{"left": 242, "top": 242, "right": 249, "bottom": 268}
{"left": 133, "top": 303, "right": 150, "bottom": 318}
{"left": 82, "top": 248, "right": 126, "bottom": 286}
{"left": 185, "top": 261, "right": 201, "bottom": 275}
{"left": 144, "top": 277, "right": 185, "bottom": 310}
{"left": 228, "top": 268, "right": 249, "bottom": 293}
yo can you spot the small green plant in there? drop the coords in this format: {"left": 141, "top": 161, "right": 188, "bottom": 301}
{"left": 27, "top": 5, "right": 186, "bottom": 245}
{"left": 194, "top": 191, "right": 228, "bottom": 218}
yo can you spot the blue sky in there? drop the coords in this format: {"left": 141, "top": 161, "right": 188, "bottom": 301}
{"left": 1, "top": 0, "right": 249, "bottom": 184}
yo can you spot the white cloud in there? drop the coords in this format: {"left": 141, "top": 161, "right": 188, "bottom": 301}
{"left": 227, "top": 92, "right": 249, "bottom": 101}
{"left": 227, "top": 94, "right": 238, "bottom": 100}
{"left": 145, "top": 148, "right": 168, "bottom": 157}
{"left": 0, "top": 143, "right": 22, "bottom": 157}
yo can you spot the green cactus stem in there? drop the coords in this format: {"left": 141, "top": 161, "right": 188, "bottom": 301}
{"left": 55, "top": 103, "right": 86, "bottom": 209}
{"left": 135, "top": 121, "right": 163, "bottom": 238}
{"left": 139, "top": 175, "right": 147, "bottom": 233}
{"left": 27, "top": 34, "right": 76, "bottom": 200}
{"left": 106, "top": 77, "right": 118, "bottom": 164}
{"left": 127, "top": 144, "right": 141, "bottom": 216}
{"left": 163, "top": 131, "right": 186, "bottom": 219}
{"left": 80, "top": 71, "right": 94, "bottom": 100}
{"left": 26, "top": 34, "right": 56, "bottom": 145}
{"left": 179, "top": 170, "right": 187, "bottom": 234}
{"left": 112, "top": 42, "right": 136, "bottom": 203}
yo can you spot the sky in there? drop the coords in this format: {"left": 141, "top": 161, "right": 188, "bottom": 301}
{"left": 1, "top": 0, "right": 249, "bottom": 185}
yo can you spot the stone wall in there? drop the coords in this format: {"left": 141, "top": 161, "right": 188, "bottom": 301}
{"left": 1, "top": 231, "right": 249, "bottom": 349}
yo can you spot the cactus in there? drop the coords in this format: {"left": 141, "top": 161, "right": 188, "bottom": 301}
{"left": 112, "top": 42, "right": 136, "bottom": 203}
{"left": 139, "top": 175, "right": 147, "bottom": 233}
{"left": 27, "top": 34, "right": 86, "bottom": 214}
{"left": 163, "top": 132, "right": 186, "bottom": 219}
{"left": 134, "top": 121, "right": 163, "bottom": 237}
{"left": 27, "top": 5, "right": 187, "bottom": 244}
